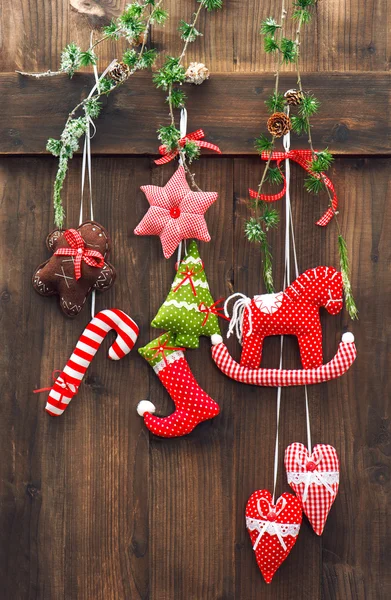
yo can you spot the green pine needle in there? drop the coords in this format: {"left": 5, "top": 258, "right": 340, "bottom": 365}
{"left": 255, "top": 133, "right": 274, "bottom": 153}
{"left": 169, "top": 88, "right": 187, "bottom": 108}
{"left": 179, "top": 20, "right": 202, "bottom": 42}
{"left": 199, "top": 0, "right": 223, "bottom": 11}
{"left": 266, "top": 167, "right": 283, "bottom": 185}
{"left": 260, "top": 17, "right": 281, "bottom": 36}
{"left": 299, "top": 93, "right": 320, "bottom": 118}
{"left": 304, "top": 174, "right": 325, "bottom": 194}
{"left": 338, "top": 234, "right": 359, "bottom": 319}
{"left": 265, "top": 92, "right": 285, "bottom": 113}
{"left": 264, "top": 36, "right": 279, "bottom": 53}
{"left": 280, "top": 38, "right": 297, "bottom": 63}
{"left": 311, "top": 149, "right": 334, "bottom": 173}
{"left": 79, "top": 49, "right": 97, "bottom": 67}
{"left": 290, "top": 115, "right": 309, "bottom": 135}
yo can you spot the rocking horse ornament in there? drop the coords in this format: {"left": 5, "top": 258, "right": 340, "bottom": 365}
{"left": 211, "top": 266, "right": 356, "bottom": 386}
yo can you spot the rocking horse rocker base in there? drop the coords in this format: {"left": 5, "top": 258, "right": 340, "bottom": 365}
{"left": 215, "top": 267, "right": 357, "bottom": 386}
{"left": 211, "top": 332, "right": 356, "bottom": 387}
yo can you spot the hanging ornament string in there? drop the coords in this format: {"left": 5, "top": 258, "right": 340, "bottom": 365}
{"left": 272, "top": 104, "right": 312, "bottom": 501}
{"left": 79, "top": 49, "right": 118, "bottom": 317}
{"left": 176, "top": 107, "right": 189, "bottom": 265}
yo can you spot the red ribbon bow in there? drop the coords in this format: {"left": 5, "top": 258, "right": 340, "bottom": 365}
{"left": 33, "top": 370, "right": 78, "bottom": 397}
{"left": 249, "top": 149, "right": 338, "bottom": 227}
{"left": 198, "top": 299, "right": 230, "bottom": 327}
{"left": 154, "top": 129, "right": 221, "bottom": 165}
{"left": 148, "top": 338, "right": 185, "bottom": 366}
{"left": 54, "top": 229, "right": 105, "bottom": 280}
{"left": 173, "top": 263, "right": 204, "bottom": 296}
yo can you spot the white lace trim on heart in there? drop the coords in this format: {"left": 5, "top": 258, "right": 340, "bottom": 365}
{"left": 153, "top": 351, "right": 184, "bottom": 374}
{"left": 287, "top": 471, "right": 339, "bottom": 486}
{"left": 164, "top": 300, "right": 199, "bottom": 311}
{"left": 253, "top": 292, "right": 283, "bottom": 315}
{"left": 246, "top": 517, "right": 300, "bottom": 551}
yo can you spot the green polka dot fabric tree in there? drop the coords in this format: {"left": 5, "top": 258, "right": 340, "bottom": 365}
{"left": 151, "top": 240, "right": 227, "bottom": 348}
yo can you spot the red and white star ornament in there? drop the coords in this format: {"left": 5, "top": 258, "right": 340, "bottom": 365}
{"left": 134, "top": 166, "right": 218, "bottom": 258}
{"left": 284, "top": 442, "right": 340, "bottom": 535}
{"left": 246, "top": 489, "right": 302, "bottom": 584}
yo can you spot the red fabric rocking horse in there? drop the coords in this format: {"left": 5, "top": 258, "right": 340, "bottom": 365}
{"left": 212, "top": 265, "right": 356, "bottom": 386}
{"left": 238, "top": 266, "right": 343, "bottom": 369}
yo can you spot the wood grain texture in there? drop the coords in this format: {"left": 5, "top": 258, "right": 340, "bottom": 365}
{"left": 1, "top": 155, "right": 390, "bottom": 599}
{"left": 2, "top": 72, "right": 390, "bottom": 155}
{"left": 1, "top": 0, "right": 390, "bottom": 72}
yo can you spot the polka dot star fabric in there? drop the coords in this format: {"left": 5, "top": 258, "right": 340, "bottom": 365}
{"left": 138, "top": 332, "right": 220, "bottom": 438}
{"left": 285, "top": 442, "right": 340, "bottom": 535}
{"left": 246, "top": 490, "right": 302, "bottom": 584}
{"left": 151, "top": 240, "right": 222, "bottom": 348}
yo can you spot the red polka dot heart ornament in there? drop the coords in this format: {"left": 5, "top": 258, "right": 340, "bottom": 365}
{"left": 134, "top": 166, "right": 218, "bottom": 259}
{"left": 246, "top": 490, "right": 302, "bottom": 584}
{"left": 285, "top": 442, "right": 340, "bottom": 535}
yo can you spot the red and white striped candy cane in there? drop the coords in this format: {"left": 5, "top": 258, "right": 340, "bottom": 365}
{"left": 43, "top": 309, "right": 139, "bottom": 416}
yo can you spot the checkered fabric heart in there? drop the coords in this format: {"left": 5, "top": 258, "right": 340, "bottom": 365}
{"left": 246, "top": 489, "right": 302, "bottom": 584}
{"left": 284, "top": 442, "right": 340, "bottom": 535}
{"left": 134, "top": 166, "right": 218, "bottom": 258}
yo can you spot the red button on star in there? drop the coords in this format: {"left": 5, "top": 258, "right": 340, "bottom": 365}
{"left": 170, "top": 206, "right": 181, "bottom": 219}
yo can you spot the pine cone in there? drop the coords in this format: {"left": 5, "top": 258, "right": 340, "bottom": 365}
{"left": 284, "top": 89, "right": 304, "bottom": 106}
{"left": 185, "top": 62, "right": 210, "bottom": 85}
{"left": 108, "top": 61, "right": 130, "bottom": 83}
{"left": 267, "top": 112, "right": 292, "bottom": 138}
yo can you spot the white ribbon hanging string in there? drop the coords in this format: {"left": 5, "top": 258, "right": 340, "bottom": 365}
{"left": 176, "top": 108, "right": 188, "bottom": 265}
{"left": 79, "top": 46, "right": 118, "bottom": 318}
{"left": 272, "top": 105, "right": 312, "bottom": 502}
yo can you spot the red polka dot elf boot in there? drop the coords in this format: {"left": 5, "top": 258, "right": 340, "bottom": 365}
{"left": 137, "top": 332, "right": 220, "bottom": 438}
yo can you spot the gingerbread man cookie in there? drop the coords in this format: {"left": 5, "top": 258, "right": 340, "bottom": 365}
{"left": 32, "top": 221, "right": 116, "bottom": 317}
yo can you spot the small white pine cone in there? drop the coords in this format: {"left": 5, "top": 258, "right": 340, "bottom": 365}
{"left": 185, "top": 62, "right": 210, "bottom": 85}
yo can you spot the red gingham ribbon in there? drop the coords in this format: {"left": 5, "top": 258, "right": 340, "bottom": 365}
{"left": 198, "top": 299, "right": 231, "bottom": 327}
{"left": 154, "top": 129, "right": 221, "bottom": 165}
{"left": 173, "top": 264, "right": 204, "bottom": 296}
{"left": 249, "top": 150, "right": 338, "bottom": 226}
{"left": 148, "top": 338, "right": 185, "bottom": 367}
{"left": 54, "top": 229, "right": 105, "bottom": 280}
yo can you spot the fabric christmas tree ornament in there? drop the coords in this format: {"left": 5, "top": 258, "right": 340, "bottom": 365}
{"left": 151, "top": 240, "right": 226, "bottom": 348}
{"left": 137, "top": 332, "right": 220, "bottom": 437}
{"left": 246, "top": 490, "right": 302, "bottom": 584}
{"left": 32, "top": 221, "right": 116, "bottom": 317}
{"left": 134, "top": 166, "right": 218, "bottom": 259}
{"left": 284, "top": 442, "right": 340, "bottom": 535}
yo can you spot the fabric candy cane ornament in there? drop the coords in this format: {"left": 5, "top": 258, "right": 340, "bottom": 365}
{"left": 134, "top": 166, "right": 218, "bottom": 259}
{"left": 246, "top": 490, "right": 302, "bottom": 584}
{"left": 151, "top": 240, "right": 227, "bottom": 348}
{"left": 32, "top": 221, "right": 116, "bottom": 317}
{"left": 137, "top": 332, "right": 220, "bottom": 437}
{"left": 37, "top": 309, "right": 139, "bottom": 416}
{"left": 284, "top": 442, "right": 340, "bottom": 535}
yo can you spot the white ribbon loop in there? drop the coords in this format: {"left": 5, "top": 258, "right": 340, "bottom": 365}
{"left": 224, "top": 293, "right": 252, "bottom": 343}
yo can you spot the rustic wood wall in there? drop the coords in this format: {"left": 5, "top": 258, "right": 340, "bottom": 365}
{"left": 1, "top": 1, "right": 390, "bottom": 599}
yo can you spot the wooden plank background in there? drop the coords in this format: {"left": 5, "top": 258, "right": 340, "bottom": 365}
{"left": 0, "top": 1, "right": 390, "bottom": 599}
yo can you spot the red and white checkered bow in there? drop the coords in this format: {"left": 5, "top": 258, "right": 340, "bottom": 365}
{"left": 54, "top": 228, "right": 105, "bottom": 280}
{"left": 154, "top": 129, "right": 221, "bottom": 165}
{"left": 249, "top": 149, "right": 338, "bottom": 226}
